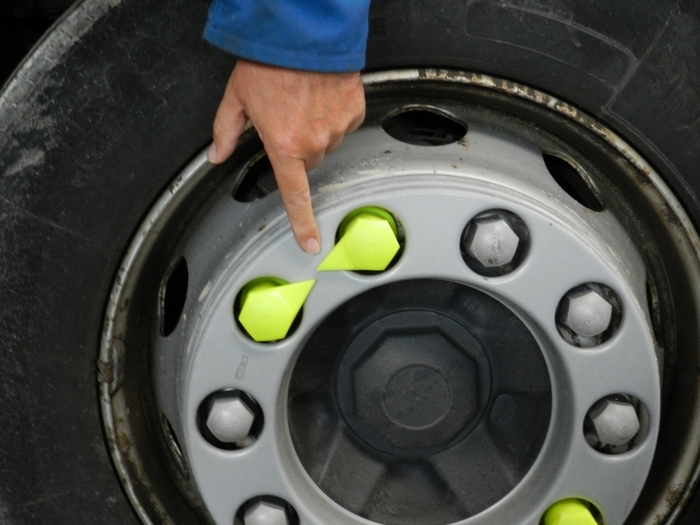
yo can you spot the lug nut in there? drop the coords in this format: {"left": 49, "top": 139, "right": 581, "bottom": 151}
{"left": 586, "top": 395, "right": 640, "bottom": 451}
{"left": 244, "top": 500, "right": 290, "bottom": 525}
{"left": 461, "top": 210, "right": 528, "bottom": 276}
{"left": 205, "top": 391, "right": 257, "bottom": 445}
{"left": 556, "top": 283, "right": 621, "bottom": 347}
{"left": 318, "top": 206, "right": 401, "bottom": 272}
{"left": 237, "top": 278, "right": 315, "bottom": 342}
{"left": 562, "top": 289, "right": 613, "bottom": 338}
{"left": 543, "top": 498, "right": 598, "bottom": 525}
{"left": 467, "top": 217, "right": 520, "bottom": 268}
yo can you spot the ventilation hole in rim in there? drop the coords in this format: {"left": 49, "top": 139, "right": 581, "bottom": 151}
{"left": 646, "top": 276, "right": 664, "bottom": 347}
{"left": 162, "top": 414, "right": 184, "bottom": 459}
{"left": 160, "top": 257, "right": 188, "bottom": 337}
{"left": 233, "top": 152, "right": 278, "bottom": 202}
{"left": 382, "top": 109, "right": 467, "bottom": 146}
{"left": 161, "top": 413, "right": 188, "bottom": 477}
{"left": 543, "top": 154, "right": 604, "bottom": 211}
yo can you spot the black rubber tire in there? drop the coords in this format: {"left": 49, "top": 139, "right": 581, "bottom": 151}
{"left": 0, "top": 0, "right": 699, "bottom": 523}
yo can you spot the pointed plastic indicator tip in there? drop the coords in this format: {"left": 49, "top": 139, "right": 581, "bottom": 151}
{"left": 238, "top": 278, "right": 315, "bottom": 342}
{"left": 318, "top": 207, "right": 400, "bottom": 272}
{"left": 543, "top": 499, "right": 599, "bottom": 525}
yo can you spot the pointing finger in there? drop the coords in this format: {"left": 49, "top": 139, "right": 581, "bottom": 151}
{"left": 267, "top": 151, "right": 320, "bottom": 254}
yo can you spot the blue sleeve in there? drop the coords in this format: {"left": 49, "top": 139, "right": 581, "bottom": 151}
{"left": 203, "top": 0, "right": 371, "bottom": 73}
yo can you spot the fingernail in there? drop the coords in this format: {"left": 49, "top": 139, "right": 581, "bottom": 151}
{"left": 303, "top": 238, "right": 320, "bottom": 254}
{"left": 206, "top": 143, "right": 217, "bottom": 163}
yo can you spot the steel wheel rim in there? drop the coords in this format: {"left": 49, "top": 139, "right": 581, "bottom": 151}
{"left": 99, "top": 70, "right": 700, "bottom": 525}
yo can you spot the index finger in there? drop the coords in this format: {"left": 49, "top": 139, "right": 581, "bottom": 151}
{"left": 266, "top": 151, "right": 320, "bottom": 254}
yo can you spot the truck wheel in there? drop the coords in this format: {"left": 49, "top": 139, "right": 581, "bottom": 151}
{"left": 1, "top": 1, "right": 699, "bottom": 524}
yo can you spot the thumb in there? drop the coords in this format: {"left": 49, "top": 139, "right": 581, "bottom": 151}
{"left": 208, "top": 77, "right": 248, "bottom": 164}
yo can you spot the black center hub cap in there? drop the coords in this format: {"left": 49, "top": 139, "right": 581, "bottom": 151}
{"left": 337, "top": 310, "right": 491, "bottom": 455}
{"left": 289, "top": 279, "right": 552, "bottom": 525}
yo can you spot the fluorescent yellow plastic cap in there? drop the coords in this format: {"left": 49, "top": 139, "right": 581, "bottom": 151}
{"left": 318, "top": 207, "right": 400, "bottom": 271}
{"left": 238, "top": 279, "right": 315, "bottom": 342}
{"left": 543, "top": 499, "right": 599, "bottom": 525}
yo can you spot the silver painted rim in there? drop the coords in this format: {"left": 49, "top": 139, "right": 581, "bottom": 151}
{"left": 99, "top": 70, "right": 700, "bottom": 525}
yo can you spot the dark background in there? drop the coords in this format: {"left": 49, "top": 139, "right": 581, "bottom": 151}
{"left": 0, "top": 0, "right": 70, "bottom": 85}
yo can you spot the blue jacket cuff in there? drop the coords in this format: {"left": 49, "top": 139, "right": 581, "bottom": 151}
{"left": 204, "top": 0, "right": 370, "bottom": 73}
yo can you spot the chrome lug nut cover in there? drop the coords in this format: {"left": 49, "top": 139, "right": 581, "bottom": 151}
{"left": 205, "top": 392, "right": 255, "bottom": 444}
{"left": 244, "top": 501, "right": 290, "bottom": 525}
{"left": 563, "top": 289, "right": 613, "bottom": 338}
{"left": 587, "top": 396, "right": 641, "bottom": 449}
{"left": 468, "top": 216, "right": 520, "bottom": 268}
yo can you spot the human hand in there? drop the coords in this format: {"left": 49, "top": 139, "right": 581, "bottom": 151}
{"left": 207, "top": 59, "right": 366, "bottom": 254}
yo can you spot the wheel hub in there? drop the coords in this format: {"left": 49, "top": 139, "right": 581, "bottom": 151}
{"left": 291, "top": 279, "right": 549, "bottom": 523}
{"left": 332, "top": 286, "right": 494, "bottom": 454}
{"left": 345, "top": 316, "right": 479, "bottom": 449}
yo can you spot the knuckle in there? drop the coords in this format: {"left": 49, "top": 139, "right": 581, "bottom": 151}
{"left": 308, "top": 131, "right": 330, "bottom": 154}
{"left": 267, "top": 134, "right": 299, "bottom": 159}
{"left": 212, "top": 120, "right": 226, "bottom": 142}
{"left": 286, "top": 191, "right": 312, "bottom": 212}
{"left": 269, "top": 129, "right": 328, "bottom": 162}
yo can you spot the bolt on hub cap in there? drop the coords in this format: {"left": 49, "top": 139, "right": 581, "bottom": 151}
{"left": 99, "top": 71, "right": 700, "bottom": 525}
